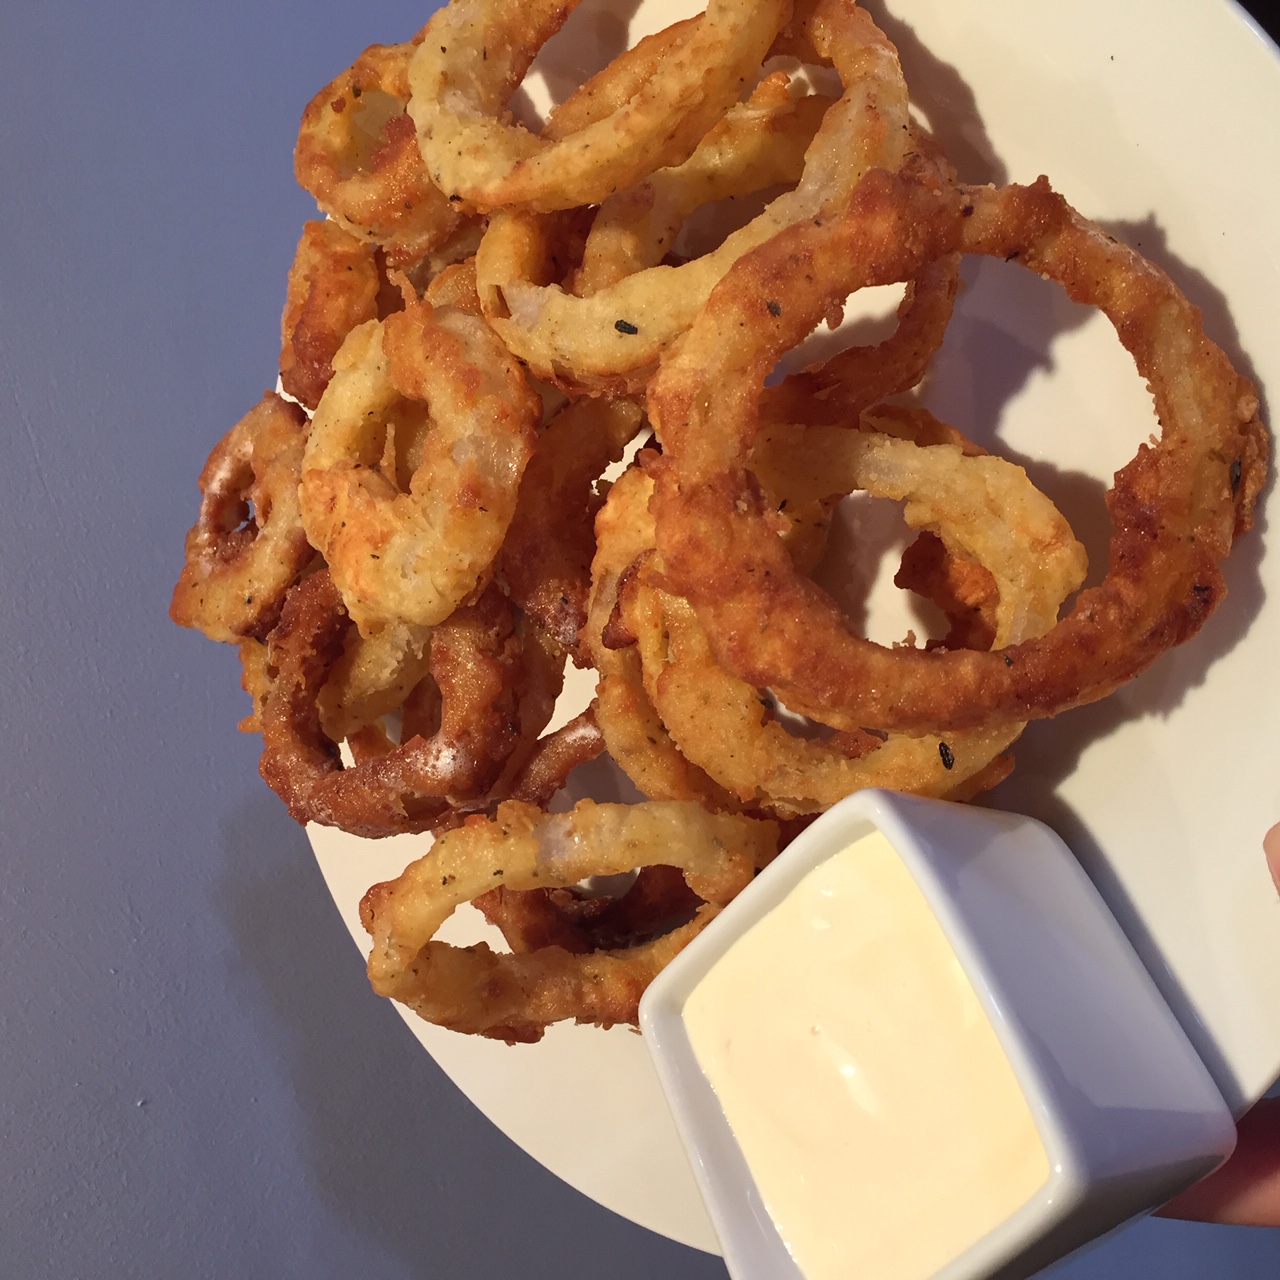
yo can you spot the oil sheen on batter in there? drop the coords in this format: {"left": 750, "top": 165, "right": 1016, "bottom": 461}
{"left": 682, "top": 829, "right": 1050, "bottom": 1280}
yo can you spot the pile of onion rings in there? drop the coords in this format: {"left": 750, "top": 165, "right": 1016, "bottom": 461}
{"left": 172, "top": 0, "right": 1268, "bottom": 1043}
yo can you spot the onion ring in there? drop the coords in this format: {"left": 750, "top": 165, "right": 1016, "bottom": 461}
{"left": 649, "top": 168, "right": 1267, "bottom": 733}
{"left": 475, "top": 0, "right": 917, "bottom": 392}
{"left": 170, "top": 392, "right": 314, "bottom": 643}
{"left": 407, "top": 0, "right": 791, "bottom": 213}
{"left": 294, "top": 35, "right": 475, "bottom": 269}
{"left": 258, "top": 572, "right": 547, "bottom": 837}
{"left": 279, "top": 220, "right": 390, "bottom": 412}
{"left": 619, "top": 432, "right": 1085, "bottom": 814}
{"left": 361, "top": 798, "right": 779, "bottom": 1041}
{"left": 300, "top": 298, "right": 540, "bottom": 636}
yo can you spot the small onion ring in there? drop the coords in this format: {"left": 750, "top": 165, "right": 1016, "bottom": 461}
{"left": 294, "top": 35, "right": 475, "bottom": 269}
{"left": 258, "top": 572, "right": 545, "bottom": 837}
{"left": 170, "top": 392, "right": 314, "bottom": 643}
{"left": 279, "top": 219, "right": 388, "bottom": 412}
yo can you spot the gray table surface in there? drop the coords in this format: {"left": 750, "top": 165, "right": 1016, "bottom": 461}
{"left": 4, "top": 2, "right": 1280, "bottom": 1276}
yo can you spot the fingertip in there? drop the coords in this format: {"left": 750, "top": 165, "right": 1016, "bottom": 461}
{"left": 1264, "top": 823, "right": 1280, "bottom": 896}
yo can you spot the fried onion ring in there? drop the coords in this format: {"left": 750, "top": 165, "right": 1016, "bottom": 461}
{"left": 170, "top": 392, "right": 314, "bottom": 643}
{"left": 618, "top": 433, "right": 1084, "bottom": 814}
{"left": 294, "top": 35, "right": 475, "bottom": 268}
{"left": 300, "top": 299, "right": 540, "bottom": 635}
{"left": 279, "top": 219, "right": 390, "bottom": 411}
{"left": 407, "top": 0, "right": 790, "bottom": 213}
{"left": 500, "top": 394, "right": 643, "bottom": 658}
{"left": 475, "top": 0, "right": 917, "bottom": 392}
{"left": 259, "top": 572, "right": 548, "bottom": 837}
{"left": 361, "top": 798, "right": 779, "bottom": 1040}
{"left": 649, "top": 168, "right": 1267, "bottom": 733}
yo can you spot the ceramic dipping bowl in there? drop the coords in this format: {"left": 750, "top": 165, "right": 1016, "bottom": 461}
{"left": 640, "top": 788, "right": 1236, "bottom": 1280}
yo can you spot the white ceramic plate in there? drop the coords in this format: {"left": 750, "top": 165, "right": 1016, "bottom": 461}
{"left": 313, "top": 0, "right": 1280, "bottom": 1253}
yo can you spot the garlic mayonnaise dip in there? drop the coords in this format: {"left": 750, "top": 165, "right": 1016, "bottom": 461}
{"left": 681, "top": 829, "right": 1050, "bottom": 1280}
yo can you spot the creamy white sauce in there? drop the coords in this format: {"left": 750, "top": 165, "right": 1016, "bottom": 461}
{"left": 682, "top": 830, "right": 1049, "bottom": 1280}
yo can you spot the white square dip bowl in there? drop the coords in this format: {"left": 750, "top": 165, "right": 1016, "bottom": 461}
{"left": 639, "top": 788, "right": 1236, "bottom": 1280}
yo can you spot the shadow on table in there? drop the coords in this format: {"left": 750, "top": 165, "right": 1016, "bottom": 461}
{"left": 215, "top": 796, "right": 726, "bottom": 1280}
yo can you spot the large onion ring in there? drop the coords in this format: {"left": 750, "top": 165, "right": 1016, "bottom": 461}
{"left": 649, "top": 168, "right": 1268, "bottom": 733}
{"left": 361, "top": 798, "right": 779, "bottom": 1041}
{"left": 407, "top": 0, "right": 790, "bottom": 213}
{"left": 618, "top": 431, "right": 1084, "bottom": 814}
{"left": 475, "top": 0, "right": 918, "bottom": 392}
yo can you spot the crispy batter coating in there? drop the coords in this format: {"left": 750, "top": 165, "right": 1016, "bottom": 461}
{"left": 295, "top": 35, "right": 477, "bottom": 269}
{"left": 649, "top": 169, "right": 1267, "bottom": 734}
{"left": 300, "top": 299, "right": 540, "bottom": 635}
{"left": 361, "top": 799, "right": 779, "bottom": 1041}
{"left": 170, "top": 392, "right": 314, "bottom": 643}
{"left": 408, "top": 0, "right": 790, "bottom": 213}
{"left": 280, "top": 220, "right": 388, "bottom": 411}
